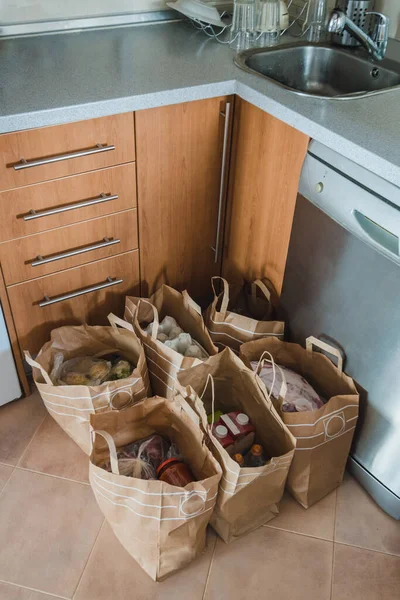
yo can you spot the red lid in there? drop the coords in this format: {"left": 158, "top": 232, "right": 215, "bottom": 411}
{"left": 156, "top": 457, "right": 180, "bottom": 476}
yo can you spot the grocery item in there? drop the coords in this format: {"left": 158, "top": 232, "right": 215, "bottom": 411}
{"left": 212, "top": 423, "right": 234, "bottom": 449}
{"left": 251, "top": 360, "right": 324, "bottom": 412}
{"left": 51, "top": 353, "right": 134, "bottom": 387}
{"left": 150, "top": 318, "right": 208, "bottom": 359}
{"left": 207, "top": 410, "right": 223, "bottom": 425}
{"left": 245, "top": 444, "right": 267, "bottom": 468}
{"left": 219, "top": 411, "right": 256, "bottom": 455}
{"left": 232, "top": 453, "right": 245, "bottom": 467}
{"left": 109, "top": 359, "right": 132, "bottom": 381}
{"left": 220, "top": 411, "right": 255, "bottom": 439}
{"left": 157, "top": 458, "right": 195, "bottom": 486}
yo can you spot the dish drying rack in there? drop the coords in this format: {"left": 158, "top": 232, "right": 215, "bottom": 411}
{"left": 186, "top": 0, "right": 310, "bottom": 43}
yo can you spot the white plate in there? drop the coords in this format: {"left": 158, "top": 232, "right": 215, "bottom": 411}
{"left": 167, "top": 0, "right": 226, "bottom": 28}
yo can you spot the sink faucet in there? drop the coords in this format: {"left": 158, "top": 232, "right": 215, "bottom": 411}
{"left": 328, "top": 9, "right": 390, "bottom": 61}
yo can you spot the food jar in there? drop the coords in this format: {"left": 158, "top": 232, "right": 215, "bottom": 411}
{"left": 156, "top": 458, "right": 195, "bottom": 487}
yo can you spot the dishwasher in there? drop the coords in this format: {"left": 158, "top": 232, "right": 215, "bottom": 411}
{"left": 279, "top": 140, "right": 400, "bottom": 519}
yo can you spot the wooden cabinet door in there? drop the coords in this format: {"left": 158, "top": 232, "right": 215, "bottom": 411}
{"left": 222, "top": 99, "right": 309, "bottom": 295}
{"left": 135, "top": 97, "right": 233, "bottom": 302}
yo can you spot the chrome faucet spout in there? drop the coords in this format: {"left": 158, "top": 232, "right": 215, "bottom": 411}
{"left": 328, "top": 9, "right": 389, "bottom": 61}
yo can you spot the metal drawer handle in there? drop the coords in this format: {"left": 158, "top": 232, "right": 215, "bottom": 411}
{"left": 31, "top": 237, "right": 120, "bottom": 267}
{"left": 13, "top": 143, "right": 115, "bottom": 171}
{"left": 211, "top": 101, "right": 231, "bottom": 264}
{"left": 39, "top": 276, "right": 123, "bottom": 307}
{"left": 23, "top": 192, "right": 118, "bottom": 221}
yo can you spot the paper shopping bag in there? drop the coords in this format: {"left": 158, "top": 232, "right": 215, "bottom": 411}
{"left": 240, "top": 336, "right": 359, "bottom": 508}
{"left": 177, "top": 348, "right": 296, "bottom": 543}
{"left": 89, "top": 396, "right": 221, "bottom": 581}
{"left": 25, "top": 314, "right": 150, "bottom": 454}
{"left": 204, "top": 277, "right": 284, "bottom": 354}
{"left": 124, "top": 285, "right": 217, "bottom": 398}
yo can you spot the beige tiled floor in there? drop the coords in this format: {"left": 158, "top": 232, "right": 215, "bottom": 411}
{"left": 0, "top": 391, "right": 399, "bottom": 600}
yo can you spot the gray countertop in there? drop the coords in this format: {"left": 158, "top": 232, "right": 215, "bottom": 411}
{"left": 1, "top": 21, "right": 399, "bottom": 186}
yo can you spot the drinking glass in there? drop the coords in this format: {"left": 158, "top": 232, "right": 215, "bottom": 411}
{"left": 230, "top": 0, "right": 257, "bottom": 51}
{"left": 306, "top": 0, "right": 328, "bottom": 42}
{"left": 255, "top": 0, "right": 281, "bottom": 47}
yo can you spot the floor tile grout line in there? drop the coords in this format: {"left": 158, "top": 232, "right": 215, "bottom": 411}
{"left": 15, "top": 412, "right": 47, "bottom": 468}
{"left": 202, "top": 536, "right": 218, "bottom": 600}
{"left": 0, "top": 577, "right": 69, "bottom": 599}
{"left": 333, "top": 486, "right": 338, "bottom": 543}
{"left": 0, "top": 460, "right": 16, "bottom": 468}
{"left": 15, "top": 465, "right": 91, "bottom": 486}
{"left": 0, "top": 467, "right": 15, "bottom": 502}
{"left": 334, "top": 539, "right": 400, "bottom": 559}
{"left": 330, "top": 538, "right": 336, "bottom": 599}
{"left": 330, "top": 488, "right": 338, "bottom": 600}
{"left": 264, "top": 524, "right": 334, "bottom": 543}
{"left": 71, "top": 517, "right": 106, "bottom": 600}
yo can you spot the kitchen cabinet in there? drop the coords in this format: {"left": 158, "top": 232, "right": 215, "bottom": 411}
{"left": 222, "top": 98, "right": 309, "bottom": 295}
{"left": 0, "top": 113, "right": 138, "bottom": 379}
{"left": 0, "top": 96, "right": 309, "bottom": 392}
{"left": 135, "top": 96, "right": 233, "bottom": 301}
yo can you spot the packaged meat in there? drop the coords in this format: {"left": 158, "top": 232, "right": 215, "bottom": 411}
{"left": 252, "top": 361, "right": 325, "bottom": 412}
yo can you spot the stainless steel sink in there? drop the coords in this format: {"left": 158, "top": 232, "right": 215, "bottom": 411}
{"left": 235, "top": 42, "right": 400, "bottom": 99}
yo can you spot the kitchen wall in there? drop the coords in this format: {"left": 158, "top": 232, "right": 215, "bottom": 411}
{"left": 376, "top": 0, "right": 400, "bottom": 38}
{"left": 1, "top": 1, "right": 398, "bottom": 38}
{"left": 0, "top": 1, "right": 230, "bottom": 23}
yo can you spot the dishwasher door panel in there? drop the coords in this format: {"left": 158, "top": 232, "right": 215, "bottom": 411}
{"left": 280, "top": 194, "right": 400, "bottom": 499}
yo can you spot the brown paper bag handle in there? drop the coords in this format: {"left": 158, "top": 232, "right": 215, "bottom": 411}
{"left": 255, "top": 351, "right": 287, "bottom": 400}
{"left": 24, "top": 351, "right": 53, "bottom": 385}
{"left": 306, "top": 336, "right": 343, "bottom": 374}
{"left": 107, "top": 313, "right": 135, "bottom": 333}
{"left": 251, "top": 279, "right": 271, "bottom": 304}
{"left": 211, "top": 276, "right": 230, "bottom": 315}
{"left": 182, "top": 290, "right": 202, "bottom": 316}
{"left": 200, "top": 373, "right": 217, "bottom": 427}
{"left": 92, "top": 429, "right": 120, "bottom": 475}
{"left": 137, "top": 299, "right": 159, "bottom": 338}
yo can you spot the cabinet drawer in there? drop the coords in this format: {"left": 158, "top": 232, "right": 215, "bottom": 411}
{"left": 0, "top": 209, "right": 138, "bottom": 285}
{"left": 8, "top": 250, "right": 140, "bottom": 355}
{"left": 0, "top": 164, "right": 136, "bottom": 243}
{"left": 0, "top": 114, "right": 135, "bottom": 191}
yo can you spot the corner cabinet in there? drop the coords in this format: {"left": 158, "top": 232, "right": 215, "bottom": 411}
{"left": 222, "top": 98, "right": 309, "bottom": 295}
{"left": 135, "top": 97, "right": 233, "bottom": 301}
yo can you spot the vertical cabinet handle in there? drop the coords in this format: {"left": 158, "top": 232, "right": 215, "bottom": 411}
{"left": 211, "top": 101, "right": 231, "bottom": 264}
